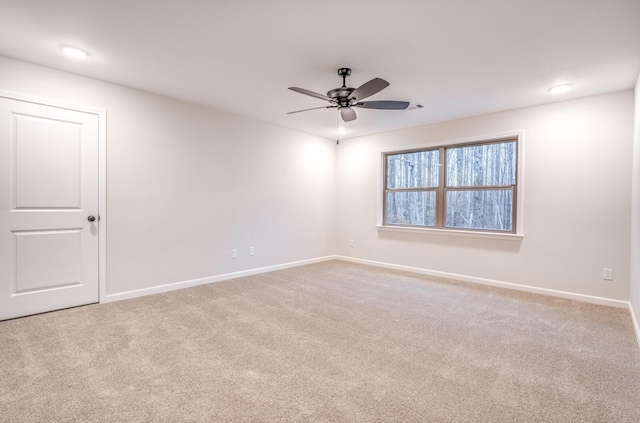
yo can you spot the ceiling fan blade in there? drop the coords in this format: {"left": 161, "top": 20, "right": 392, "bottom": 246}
{"left": 355, "top": 101, "right": 410, "bottom": 110}
{"left": 288, "top": 87, "right": 334, "bottom": 102}
{"left": 348, "top": 78, "right": 389, "bottom": 101}
{"left": 341, "top": 107, "right": 357, "bottom": 122}
{"left": 287, "top": 105, "right": 337, "bottom": 114}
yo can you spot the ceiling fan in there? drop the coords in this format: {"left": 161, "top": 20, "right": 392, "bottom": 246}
{"left": 287, "top": 68, "right": 409, "bottom": 122}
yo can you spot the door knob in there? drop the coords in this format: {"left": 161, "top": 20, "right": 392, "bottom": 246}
{"left": 88, "top": 215, "right": 96, "bottom": 222}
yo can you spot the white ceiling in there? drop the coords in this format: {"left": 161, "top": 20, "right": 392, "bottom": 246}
{"left": 0, "top": 0, "right": 639, "bottom": 140}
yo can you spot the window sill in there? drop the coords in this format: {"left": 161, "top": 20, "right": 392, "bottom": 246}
{"left": 376, "top": 225, "right": 524, "bottom": 241}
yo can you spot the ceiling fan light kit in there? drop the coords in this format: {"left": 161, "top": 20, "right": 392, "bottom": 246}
{"left": 287, "top": 68, "right": 410, "bottom": 123}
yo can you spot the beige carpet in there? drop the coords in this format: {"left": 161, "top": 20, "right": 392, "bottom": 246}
{"left": 1, "top": 260, "right": 640, "bottom": 422}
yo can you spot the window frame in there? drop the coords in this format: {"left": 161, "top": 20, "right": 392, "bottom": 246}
{"left": 379, "top": 132, "right": 524, "bottom": 238}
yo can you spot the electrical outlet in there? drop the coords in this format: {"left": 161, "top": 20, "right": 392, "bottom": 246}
{"left": 249, "top": 246, "right": 254, "bottom": 256}
{"left": 232, "top": 249, "right": 238, "bottom": 259}
{"left": 349, "top": 239, "right": 354, "bottom": 247}
{"left": 603, "top": 268, "right": 613, "bottom": 281}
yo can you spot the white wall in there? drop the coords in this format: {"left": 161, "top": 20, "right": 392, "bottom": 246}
{"left": 0, "top": 55, "right": 336, "bottom": 296}
{"left": 1, "top": 54, "right": 636, "bottom": 306}
{"left": 336, "top": 91, "right": 634, "bottom": 301}
{"left": 631, "top": 73, "right": 640, "bottom": 320}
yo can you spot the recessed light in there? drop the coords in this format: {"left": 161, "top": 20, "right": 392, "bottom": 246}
{"left": 334, "top": 128, "right": 349, "bottom": 135}
{"left": 62, "top": 45, "right": 89, "bottom": 59}
{"left": 549, "top": 84, "right": 571, "bottom": 94}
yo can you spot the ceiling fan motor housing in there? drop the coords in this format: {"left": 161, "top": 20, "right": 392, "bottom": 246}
{"left": 327, "top": 87, "right": 355, "bottom": 107}
{"left": 330, "top": 68, "right": 355, "bottom": 107}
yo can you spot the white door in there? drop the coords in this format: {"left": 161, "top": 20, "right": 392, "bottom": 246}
{"left": 0, "top": 97, "right": 99, "bottom": 320}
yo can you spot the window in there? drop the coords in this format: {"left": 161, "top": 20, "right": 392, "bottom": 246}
{"left": 383, "top": 136, "right": 519, "bottom": 234}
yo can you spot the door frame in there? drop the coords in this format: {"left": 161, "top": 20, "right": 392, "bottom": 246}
{"left": 0, "top": 90, "right": 107, "bottom": 303}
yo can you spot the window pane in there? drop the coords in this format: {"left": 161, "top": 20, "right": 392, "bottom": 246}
{"left": 445, "top": 189, "right": 513, "bottom": 231}
{"left": 386, "top": 191, "right": 436, "bottom": 226}
{"left": 386, "top": 150, "right": 439, "bottom": 189}
{"left": 446, "top": 141, "right": 516, "bottom": 187}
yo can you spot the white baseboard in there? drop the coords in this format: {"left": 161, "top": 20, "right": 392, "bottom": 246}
{"left": 102, "top": 255, "right": 337, "bottom": 303}
{"left": 630, "top": 302, "right": 640, "bottom": 349}
{"left": 335, "top": 255, "right": 629, "bottom": 309}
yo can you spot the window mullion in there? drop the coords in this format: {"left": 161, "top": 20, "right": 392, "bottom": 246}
{"left": 386, "top": 187, "right": 437, "bottom": 192}
{"left": 436, "top": 146, "right": 445, "bottom": 228}
{"left": 445, "top": 185, "right": 515, "bottom": 191}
